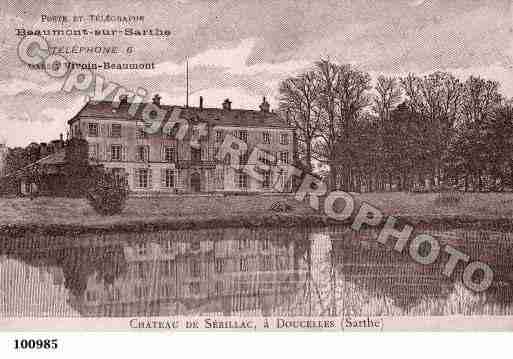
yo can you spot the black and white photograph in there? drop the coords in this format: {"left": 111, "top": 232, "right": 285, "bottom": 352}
{"left": 1, "top": 1, "right": 513, "bottom": 344}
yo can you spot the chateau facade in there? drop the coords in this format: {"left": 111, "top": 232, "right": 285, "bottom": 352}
{"left": 68, "top": 96, "right": 296, "bottom": 194}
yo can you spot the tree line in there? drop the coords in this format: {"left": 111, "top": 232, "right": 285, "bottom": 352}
{"left": 279, "top": 59, "right": 513, "bottom": 192}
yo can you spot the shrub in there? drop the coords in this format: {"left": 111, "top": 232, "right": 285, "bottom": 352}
{"left": 87, "top": 171, "right": 129, "bottom": 215}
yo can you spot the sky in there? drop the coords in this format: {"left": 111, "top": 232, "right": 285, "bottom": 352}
{"left": 0, "top": 0, "right": 512, "bottom": 146}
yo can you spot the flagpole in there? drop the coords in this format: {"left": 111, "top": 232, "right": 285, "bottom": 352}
{"left": 186, "top": 57, "right": 189, "bottom": 108}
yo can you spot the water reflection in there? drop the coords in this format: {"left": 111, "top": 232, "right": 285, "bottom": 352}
{"left": 1, "top": 226, "right": 512, "bottom": 317}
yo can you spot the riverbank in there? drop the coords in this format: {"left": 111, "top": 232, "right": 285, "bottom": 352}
{"left": 1, "top": 192, "right": 513, "bottom": 236}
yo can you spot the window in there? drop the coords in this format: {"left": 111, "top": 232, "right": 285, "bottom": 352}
{"left": 163, "top": 240, "right": 173, "bottom": 253}
{"left": 137, "top": 262, "right": 146, "bottom": 279}
{"left": 215, "top": 258, "right": 224, "bottom": 273}
{"left": 240, "top": 257, "right": 248, "bottom": 272}
{"left": 88, "top": 143, "right": 99, "bottom": 160}
{"left": 262, "top": 255, "right": 272, "bottom": 271}
{"left": 239, "top": 239, "right": 250, "bottom": 250}
{"left": 86, "top": 290, "right": 97, "bottom": 302}
{"left": 164, "top": 146, "right": 175, "bottom": 162}
{"left": 137, "top": 168, "right": 149, "bottom": 188}
{"left": 259, "top": 151, "right": 273, "bottom": 166}
{"left": 164, "top": 169, "right": 175, "bottom": 188}
{"left": 108, "top": 287, "right": 120, "bottom": 301}
{"left": 262, "top": 239, "right": 269, "bottom": 250}
{"left": 236, "top": 171, "right": 248, "bottom": 189}
{"left": 191, "top": 240, "right": 200, "bottom": 251}
{"left": 135, "top": 285, "right": 149, "bottom": 299}
{"left": 262, "top": 171, "right": 271, "bottom": 189}
{"left": 136, "top": 146, "right": 149, "bottom": 162}
{"left": 110, "top": 123, "right": 122, "bottom": 137}
{"left": 191, "top": 147, "right": 201, "bottom": 162}
{"left": 189, "top": 282, "right": 200, "bottom": 295}
{"left": 192, "top": 126, "right": 202, "bottom": 140}
{"left": 111, "top": 168, "right": 124, "bottom": 180}
{"left": 280, "top": 133, "right": 289, "bottom": 145}
{"left": 279, "top": 170, "right": 291, "bottom": 192}
{"left": 88, "top": 123, "right": 99, "bottom": 137}
{"left": 262, "top": 132, "right": 270, "bottom": 144}
{"left": 239, "top": 152, "right": 248, "bottom": 165}
{"left": 190, "top": 260, "right": 200, "bottom": 277}
{"left": 160, "top": 260, "right": 173, "bottom": 277}
{"left": 237, "top": 130, "right": 248, "bottom": 142}
{"left": 111, "top": 145, "right": 122, "bottom": 161}
{"left": 279, "top": 151, "right": 289, "bottom": 164}
{"left": 163, "top": 126, "right": 174, "bottom": 139}
{"left": 72, "top": 124, "right": 80, "bottom": 138}
{"left": 277, "top": 256, "right": 289, "bottom": 270}
{"left": 215, "top": 281, "right": 223, "bottom": 296}
{"left": 215, "top": 168, "right": 224, "bottom": 190}
{"left": 136, "top": 127, "right": 147, "bottom": 139}
{"left": 161, "top": 283, "right": 172, "bottom": 298}
{"left": 216, "top": 130, "right": 223, "bottom": 143}
{"left": 136, "top": 243, "right": 147, "bottom": 256}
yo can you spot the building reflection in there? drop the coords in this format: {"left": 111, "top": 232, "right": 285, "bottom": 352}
{"left": 1, "top": 225, "right": 512, "bottom": 317}
{"left": 67, "top": 228, "right": 311, "bottom": 317}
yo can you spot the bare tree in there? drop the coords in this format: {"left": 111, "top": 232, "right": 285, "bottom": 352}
{"left": 313, "top": 59, "right": 340, "bottom": 189}
{"left": 374, "top": 75, "right": 403, "bottom": 125}
{"left": 279, "top": 70, "right": 322, "bottom": 173}
{"left": 400, "top": 71, "right": 463, "bottom": 188}
{"left": 315, "top": 59, "right": 372, "bottom": 190}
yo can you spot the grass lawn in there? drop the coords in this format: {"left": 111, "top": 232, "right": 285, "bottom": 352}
{"left": 0, "top": 194, "right": 316, "bottom": 227}
{"left": 355, "top": 192, "right": 513, "bottom": 219}
{"left": 0, "top": 192, "right": 513, "bottom": 228}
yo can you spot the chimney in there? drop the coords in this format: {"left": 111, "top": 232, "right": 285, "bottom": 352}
{"left": 199, "top": 96, "right": 204, "bottom": 110}
{"left": 259, "top": 96, "right": 270, "bottom": 112}
{"left": 222, "top": 98, "right": 232, "bottom": 110}
{"left": 60, "top": 133, "right": 63, "bottom": 142}
{"left": 152, "top": 94, "right": 161, "bottom": 106}
{"left": 119, "top": 94, "right": 128, "bottom": 106}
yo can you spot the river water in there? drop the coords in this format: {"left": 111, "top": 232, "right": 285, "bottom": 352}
{"left": 1, "top": 225, "right": 512, "bottom": 317}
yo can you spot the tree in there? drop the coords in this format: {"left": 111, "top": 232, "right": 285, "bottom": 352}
{"left": 455, "top": 76, "right": 502, "bottom": 191}
{"left": 400, "top": 72, "right": 463, "bottom": 187}
{"left": 483, "top": 103, "right": 513, "bottom": 190}
{"left": 314, "top": 59, "right": 372, "bottom": 190}
{"left": 374, "top": 75, "right": 403, "bottom": 125}
{"left": 279, "top": 70, "right": 322, "bottom": 173}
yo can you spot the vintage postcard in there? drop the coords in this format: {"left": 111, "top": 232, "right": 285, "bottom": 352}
{"left": 1, "top": 0, "right": 513, "bottom": 337}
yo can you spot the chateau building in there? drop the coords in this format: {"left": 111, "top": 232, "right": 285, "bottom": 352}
{"left": 68, "top": 96, "right": 296, "bottom": 194}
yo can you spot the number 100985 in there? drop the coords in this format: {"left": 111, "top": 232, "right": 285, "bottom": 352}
{"left": 14, "top": 338, "right": 58, "bottom": 350}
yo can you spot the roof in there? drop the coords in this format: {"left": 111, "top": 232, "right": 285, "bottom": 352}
{"left": 36, "top": 150, "right": 67, "bottom": 166}
{"left": 4, "top": 150, "right": 67, "bottom": 178}
{"left": 69, "top": 101, "right": 291, "bottom": 129}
